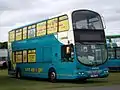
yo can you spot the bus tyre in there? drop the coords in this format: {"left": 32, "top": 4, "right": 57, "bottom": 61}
{"left": 16, "top": 69, "right": 22, "bottom": 79}
{"left": 49, "top": 71, "right": 56, "bottom": 83}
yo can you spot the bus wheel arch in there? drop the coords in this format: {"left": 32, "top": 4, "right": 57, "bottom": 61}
{"left": 48, "top": 67, "right": 57, "bottom": 82}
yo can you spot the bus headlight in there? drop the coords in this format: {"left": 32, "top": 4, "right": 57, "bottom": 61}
{"left": 78, "top": 72, "right": 85, "bottom": 75}
{"left": 104, "top": 70, "right": 109, "bottom": 73}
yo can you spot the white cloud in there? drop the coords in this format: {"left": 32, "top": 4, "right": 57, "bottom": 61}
{"left": 0, "top": 0, "right": 120, "bottom": 41}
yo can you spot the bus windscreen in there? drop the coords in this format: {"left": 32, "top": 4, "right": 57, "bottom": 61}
{"left": 72, "top": 10, "right": 104, "bottom": 30}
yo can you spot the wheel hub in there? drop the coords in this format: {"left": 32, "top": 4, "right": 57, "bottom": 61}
{"left": 51, "top": 72, "right": 55, "bottom": 80}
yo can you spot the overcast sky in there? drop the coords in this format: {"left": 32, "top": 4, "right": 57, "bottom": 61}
{"left": 0, "top": 0, "right": 120, "bottom": 42}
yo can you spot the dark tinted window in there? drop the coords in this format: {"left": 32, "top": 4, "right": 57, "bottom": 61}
{"left": 61, "top": 45, "right": 73, "bottom": 62}
{"left": 74, "top": 30, "right": 105, "bottom": 42}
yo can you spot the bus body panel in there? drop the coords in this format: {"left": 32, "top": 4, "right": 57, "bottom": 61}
{"left": 10, "top": 34, "right": 77, "bottom": 79}
{"left": 107, "top": 59, "right": 120, "bottom": 71}
{"left": 9, "top": 33, "right": 109, "bottom": 79}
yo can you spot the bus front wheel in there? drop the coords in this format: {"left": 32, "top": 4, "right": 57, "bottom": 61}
{"left": 48, "top": 70, "right": 56, "bottom": 82}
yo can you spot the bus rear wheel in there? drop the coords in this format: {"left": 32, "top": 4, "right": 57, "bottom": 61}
{"left": 49, "top": 71, "right": 56, "bottom": 82}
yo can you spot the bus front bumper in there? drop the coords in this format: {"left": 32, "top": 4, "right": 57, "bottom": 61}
{"left": 75, "top": 69, "right": 109, "bottom": 79}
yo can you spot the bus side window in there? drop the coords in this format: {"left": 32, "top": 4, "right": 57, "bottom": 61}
{"left": 61, "top": 44, "right": 74, "bottom": 62}
{"left": 108, "top": 48, "right": 115, "bottom": 59}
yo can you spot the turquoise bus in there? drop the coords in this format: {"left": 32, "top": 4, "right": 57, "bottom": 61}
{"left": 106, "top": 35, "right": 120, "bottom": 71}
{"left": 8, "top": 9, "right": 109, "bottom": 82}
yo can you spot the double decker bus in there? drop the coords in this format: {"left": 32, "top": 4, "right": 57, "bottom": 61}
{"left": 106, "top": 35, "right": 120, "bottom": 71}
{"left": 8, "top": 9, "right": 109, "bottom": 82}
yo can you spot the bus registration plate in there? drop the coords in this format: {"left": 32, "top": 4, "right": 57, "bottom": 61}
{"left": 90, "top": 71, "right": 98, "bottom": 77}
{"left": 90, "top": 74, "right": 98, "bottom": 77}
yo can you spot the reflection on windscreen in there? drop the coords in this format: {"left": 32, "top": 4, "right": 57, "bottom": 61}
{"left": 72, "top": 10, "right": 103, "bottom": 30}
{"left": 76, "top": 42, "right": 107, "bottom": 66}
